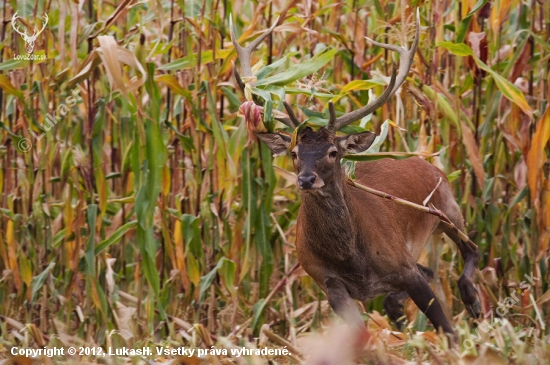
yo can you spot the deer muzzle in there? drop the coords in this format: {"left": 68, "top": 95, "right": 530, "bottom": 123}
{"left": 297, "top": 174, "right": 325, "bottom": 190}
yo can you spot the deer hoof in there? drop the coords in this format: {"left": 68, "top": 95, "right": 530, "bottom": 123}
{"left": 466, "top": 300, "right": 482, "bottom": 319}
{"left": 394, "top": 316, "right": 407, "bottom": 332}
{"left": 458, "top": 276, "right": 481, "bottom": 318}
{"left": 383, "top": 294, "right": 408, "bottom": 332}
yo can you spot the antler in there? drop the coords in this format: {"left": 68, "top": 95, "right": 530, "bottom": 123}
{"left": 230, "top": 15, "right": 279, "bottom": 84}
{"left": 34, "top": 13, "right": 48, "bottom": 37}
{"left": 327, "top": 9, "right": 420, "bottom": 131}
{"left": 11, "top": 12, "right": 28, "bottom": 37}
{"left": 230, "top": 16, "right": 300, "bottom": 128}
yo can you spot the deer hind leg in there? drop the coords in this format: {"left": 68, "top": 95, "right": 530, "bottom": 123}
{"left": 438, "top": 209, "right": 481, "bottom": 318}
{"left": 384, "top": 264, "right": 434, "bottom": 331}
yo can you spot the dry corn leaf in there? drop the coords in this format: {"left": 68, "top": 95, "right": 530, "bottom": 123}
{"left": 367, "top": 310, "right": 391, "bottom": 330}
{"left": 461, "top": 122, "right": 485, "bottom": 190}
{"left": 97, "top": 36, "right": 146, "bottom": 95}
{"left": 527, "top": 107, "right": 550, "bottom": 204}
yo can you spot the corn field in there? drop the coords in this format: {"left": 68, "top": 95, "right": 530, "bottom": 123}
{"left": 0, "top": 0, "right": 549, "bottom": 363}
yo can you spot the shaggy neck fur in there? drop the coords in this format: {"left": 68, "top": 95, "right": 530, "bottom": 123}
{"left": 299, "top": 165, "right": 360, "bottom": 261}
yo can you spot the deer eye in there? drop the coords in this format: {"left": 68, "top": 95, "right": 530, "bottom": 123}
{"left": 329, "top": 150, "right": 338, "bottom": 158}
{"left": 291, "top": 152, "right": 297, "bottom": 159}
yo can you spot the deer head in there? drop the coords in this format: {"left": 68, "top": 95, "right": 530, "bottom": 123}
{"left": 256, "top": 127, "right": 378, "bottom": 190}
{"left": 12, "top": 12, "right": 49, "bottom": 54}
{"left": 230, "top": 11, "right": 419, "bottom": 191}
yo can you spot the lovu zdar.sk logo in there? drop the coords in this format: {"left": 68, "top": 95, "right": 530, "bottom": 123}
{"left": 12, "top": 11, "right": 48, "bottom": 59}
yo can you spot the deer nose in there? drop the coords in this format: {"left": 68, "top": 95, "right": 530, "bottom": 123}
{"left": 298, "top": 175, "right": 316, "bottom": 189}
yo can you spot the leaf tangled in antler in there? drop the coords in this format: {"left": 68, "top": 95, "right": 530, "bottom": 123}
{"left": 238, "top": 101, "right": 266, "bottom": 140}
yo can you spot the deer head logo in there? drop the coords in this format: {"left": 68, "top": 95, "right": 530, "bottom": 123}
{"left": 11, "top": 12, "right": 48, "bottom": 54}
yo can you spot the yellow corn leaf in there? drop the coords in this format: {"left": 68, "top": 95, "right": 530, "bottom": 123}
{"left": 526, "top": 107, "right": 550, "bottom": 203}
{"left": 95, "top": 166, "right": 107, "bottom": 230}
{"left": 484, "top": 63, "right": 533, "bottom": 118}
{"left": 490, "top": 0, "right": 513, "bottom": 35}
{"left": 0, "top": 235, "right": 7, "bottom": 272}
{"left": 155, "top": 74, "right": 191, "bottom": 98}
{"left": 19, "top": 254, "right": 32, "bottom": 288}
{"left": 387, "top": 120, "right": 407, "bottom": 131}
{"left": 330, "top": 80, "right": 384, "bottom": 103}
{"left": 0, "top": 75, "right": 24, "bottom": 100}
{"left": 162, "top": 164, "right": 171, "bottom": 197}
{"left": 64, "top": 186, "right": 74, "bottom": 236}
{"left": 173, "top": 220, "right": 190, "bottom": 291}
{"left": 187, "top": 254, "right": 201, "bottom": 288}
{"left": 7, "top": 220, "right": 22, "bottom": 292}
{"left": 88, "top": 277, "right": 108, "bottom": 323}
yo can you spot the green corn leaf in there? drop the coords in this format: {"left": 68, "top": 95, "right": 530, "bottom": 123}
{"left": 466, "top": 0, "right": 489, "bottom": 18}
{"left": 31, "top": 262, "right": 55, "bottom": 303}
{"left": 252, "top": 299, "right": 267, "bottom": 332}
{"left": 199, "top": 257, "right": 236, "bottom": 303}
{"left": 447, "top": 170, "right": 462, "bottom": 183}
{"left": 95, "top": 220, "right": 138, "bottom": 255}
{"left": 255, "top": 47, "right": 338, "bottom": 86}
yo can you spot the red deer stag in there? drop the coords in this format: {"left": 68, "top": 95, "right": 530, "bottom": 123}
{"left": 230, "top": 10, "right": 480, "bottom": 339}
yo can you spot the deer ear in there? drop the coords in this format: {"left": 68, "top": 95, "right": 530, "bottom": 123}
{"left": 256, "top": 133, "right": 291, "bottom": 155}
{"left": 337, "top": 132, "right": 376, "bottom": 153}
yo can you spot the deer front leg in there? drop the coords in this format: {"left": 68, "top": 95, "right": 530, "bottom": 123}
{"left": 402, "top": 271, "right": 456, "bottom": 340}
{"left": 324, "top": 277, "right": 365, "bottom": 329}
{"left": 384, "top": 264, "right": 434, "bottom": 331}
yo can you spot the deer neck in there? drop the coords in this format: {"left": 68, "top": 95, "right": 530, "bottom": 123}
{"left": 298, "top": 171, "right": 359, "bottom": 258}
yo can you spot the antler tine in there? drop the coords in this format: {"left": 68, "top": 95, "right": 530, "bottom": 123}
{"left": 37, "top": 13, "right": 48, "bottom": 34}
{"left": 275, "top": 116, "right": 298, "bottom": 128}
{"left": 283, "top": 101, "right": 301, "bottom": 128}
{"left": 327, "top": 101, "right": 337, "bottom": 129}
{"left": 331, "top": 8, "right": 420, "bottom": 131}
{"left": 231, "top": 61, "right": 247, "bottom": 91}
{"left": 230, "top": 15, "right": 280, "bottom": 81}
{"left": 11, "top": 12, "right": 27, "bottom": 37}
{"left": 365, "top": 8, "right": 420, "bottom": 97}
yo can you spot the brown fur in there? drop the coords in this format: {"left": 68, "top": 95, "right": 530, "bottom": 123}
{"left": 297, "top": 157, "right": 459, "bottom": 301}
